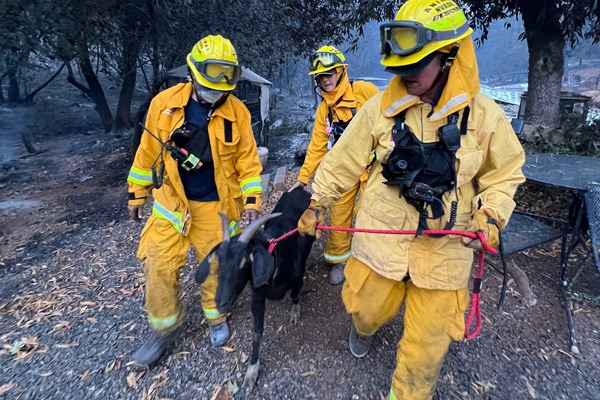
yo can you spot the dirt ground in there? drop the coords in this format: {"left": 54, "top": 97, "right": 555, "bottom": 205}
{"left": 1, "top": 76, "right": 600, "bottom": 400}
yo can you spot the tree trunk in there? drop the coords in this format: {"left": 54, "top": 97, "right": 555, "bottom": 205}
{"left": 132, "top": 0, "right": 162, "bottom": 157}
{"left": 8, "top": 71, "right": 19, "bottom": 103}
{"left": 114, "top": 33, "right": 140, "bottom": 131}
{"left": 79, "top": 55, "right": 113, "bottom": 133}
{"left": 66, "top": 42, "right": 114, "bottom": 133}
{"left": 521, "top": 3, "right": 564, "bottom": 128}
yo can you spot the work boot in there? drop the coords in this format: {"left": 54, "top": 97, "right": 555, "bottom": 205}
{"left": 349, "top": 323, "right": 373, "bottom": 358}
{"left": 209, "top": 321, "right": 230, "bottom": 347}
{"left": 133, "top": 324, "right": 185, "bottom": 367}
{"left": 329, "top": 263, "right": 346, "bottom": 285}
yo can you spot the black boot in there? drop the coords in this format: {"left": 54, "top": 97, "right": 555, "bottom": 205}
{"left": 349, "top": 323, "right": 373, "bottom": 358}
{"left": 133, "top": 324, "right": 185, "bottom": 367}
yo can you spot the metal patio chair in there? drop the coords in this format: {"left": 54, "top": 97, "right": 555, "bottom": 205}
{"left": 495, "top": 212, "right": 567, "bottom": 307}
{"left": 585, "top": 182, "right": 600, "bottom": 274}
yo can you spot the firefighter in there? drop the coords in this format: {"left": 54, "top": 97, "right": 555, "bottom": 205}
{"left": 298, "top": 0, "right": 526, "bottom": 398}
{"left": 127, "top": 35, "right": 263, "bottom": 366}
{"left": 288, "top": 45, "right": 379, "bottom": 285}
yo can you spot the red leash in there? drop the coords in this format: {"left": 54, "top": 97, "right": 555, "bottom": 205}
{"left": 266, "top": 226, "right": 495, "bottom": 339}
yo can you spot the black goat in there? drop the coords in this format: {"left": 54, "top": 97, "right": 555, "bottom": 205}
{"left": 195, "top": 188, "right": 315, "bottom": 389}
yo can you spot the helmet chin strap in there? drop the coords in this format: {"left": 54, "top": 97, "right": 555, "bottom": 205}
{"left": 426, "top": 43, "right": 461, "bottom": 116}
{"left": 335, "top": 68, "right": 346, "bottom": 88}
{"left": 313, "top": 67, "right": 345, "bottom": 98}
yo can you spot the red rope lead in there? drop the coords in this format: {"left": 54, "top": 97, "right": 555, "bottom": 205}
{"left": 265, "top": 225, "right": 494, "bottom": 340}
{"left": 315, "top": 226, "right": 497, "bottom": 254}
{"left": 464, "top": 251, "right": 484, "bottom": 340}
{"left": 267, "top": 228, "right": 299, "bottom": 253}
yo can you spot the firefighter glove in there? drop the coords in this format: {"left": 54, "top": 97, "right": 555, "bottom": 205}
{"left": 298, "top": 200, "right": 325, "bottom": 239}
{"left": 461, "top": 209, "right": 499, "bottom": 251}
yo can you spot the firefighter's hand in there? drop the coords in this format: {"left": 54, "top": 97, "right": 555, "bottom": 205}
{"left": 243, "top": 210, "right": 259, "bottom": 225}
{"left": 128, "top": 205, "right": 144, "bottom": 223}
{"left": 288, "top": 181, "right": 306, "bottom": 192}
{"left": 298, "top": 201, "right": 324, "bottom": 239}
{"left": 461, "top": 210, "right": 500, "bottom": 251}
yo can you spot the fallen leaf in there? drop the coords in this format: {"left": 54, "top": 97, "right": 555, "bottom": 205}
{"left": 301, "top": 371, "right": 315, "bottom": 377}
{"left": 80, "top": 301, "right": 96, "bottom": 306}
{"left": 9, "top": 340, "right": 23, "bottom": 354}
{"left": 126, "top": 373, "right": 136, "bottom": 388}
{"left": 0, "top": 382, "right": 14, "bottom": 395}
{"left": 210, "top": 386, "right": 229, "bottom": 400}
{"left": 526, "top": 381, "right": 536, "bottom": 398}
{"left": 87, "top": 317, "right": 98, "bottom": 323}
{"left": 81, "top": 370, "right": 90, "bottom": 381}
{"left": 55, "top": 343, "right": 79, "bottom": 348}
{"left": 221, "top": 346, "right": 235, "bottom": 352}
{"left": 153, "top": 371, "right": 168, "bottom": 380}
{"left": 558, "top": 349, "right": 574, "bottom": 358}
{"left": 174, "top": 351, "right": 190, "bottom": 360}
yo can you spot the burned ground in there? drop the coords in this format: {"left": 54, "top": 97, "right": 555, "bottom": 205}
{"left": 1, "top": 79, "right": 599, "bottom": 400}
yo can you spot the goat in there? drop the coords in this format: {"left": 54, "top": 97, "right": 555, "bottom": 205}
{"left": 195, "top": 188, "right": 315, "bottom": 389}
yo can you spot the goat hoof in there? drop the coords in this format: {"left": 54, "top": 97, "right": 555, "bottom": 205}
{"left": 289, "top": 303, "right": 301, "bottom": 325}
{"left": 244, "top": 360, "right": 260, "bottom": 391}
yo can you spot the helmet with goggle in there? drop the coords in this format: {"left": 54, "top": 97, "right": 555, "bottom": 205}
{"left": 380, "top": 0, "right": 473, "bottom": 67}
{"left": 187, "top": 35, "right": 242, "bottom": 92}
{"left": 308, "top": 45, "right": 347, "bottom": 76}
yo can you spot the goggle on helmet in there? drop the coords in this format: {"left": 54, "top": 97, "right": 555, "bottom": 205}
{"left": 379, "top": 20, "right": 471, "bottom": 57}
{"left": 190, "top": 58, "right": 242, "bottom": 86}
{"left": 308, "top": 47, "right": 347, "bottom": 76}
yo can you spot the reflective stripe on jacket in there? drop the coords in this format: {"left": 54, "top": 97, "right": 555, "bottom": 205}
{"left": 127, "top": 83, "right": 262, "bottom": 235}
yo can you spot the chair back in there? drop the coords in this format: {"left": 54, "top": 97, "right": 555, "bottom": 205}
{"left": 586, "top": 182, "right": 600, "bottom": 273}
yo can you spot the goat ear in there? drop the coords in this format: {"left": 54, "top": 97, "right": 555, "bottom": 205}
{"left": 195, "top": 244, "right": 220, "bottom": 284}
{"left": 251, "top": 246, "right": 276, "bottom": 288}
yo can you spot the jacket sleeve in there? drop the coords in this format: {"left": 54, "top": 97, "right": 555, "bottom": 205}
{"left": 127, "top": 96, "right": 164, "bottom": 206}
{"left": 311, "top": 99, "right": 378, "bottom": 209}
{"left": 234, "top": 107, "right": 263, "bottom": 212}
{"left": 473, "top": 113, "right": 526, "bottom": 229}
{"left": 297, "top": 102, "right": 330, "bottom": 184}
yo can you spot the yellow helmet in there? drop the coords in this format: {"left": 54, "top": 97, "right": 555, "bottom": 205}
{"left": 380, "top": 0, "right": 473, "bottom": 67}
{"left": 308, "top": 46, "right": 347, "bottom": 76}
{"left": 187, "top": 35, "right": 242, "bottom": 92}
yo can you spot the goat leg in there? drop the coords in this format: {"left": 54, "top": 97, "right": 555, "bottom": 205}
{"left": 244, "top": 290, "right": 265, "bottom": 391}
{"left": 289, "top": 280, "right": 302, "bottom": 325}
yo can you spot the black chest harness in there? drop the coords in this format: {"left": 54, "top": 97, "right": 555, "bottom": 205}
{"left": 326, "top": 105, "right": 356, "bottom": 150}
{"left": 170, "top": 115, "right": 216, "bottom": 166}
{"left": 146, "top": 96, "right": 233, "bottom": 188}
{"left": 382, "top": 106, "right": 470, "bottom": 234}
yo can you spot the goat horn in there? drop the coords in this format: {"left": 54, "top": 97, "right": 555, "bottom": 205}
{"left": 218, "top": 212, "right": 231, "bottom": 243}
{"left": 237, "top": 212, "right": 282, "bottom": 244}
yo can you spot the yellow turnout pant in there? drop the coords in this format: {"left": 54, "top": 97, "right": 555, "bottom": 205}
{"left": 325, "top": 171, "right": 370, "bottom": 264}
{"left": 138, "top": 201, "right": 229, "bottom": 334}
{"left": 341, "top": 256, "right": 469, "bottom": 400}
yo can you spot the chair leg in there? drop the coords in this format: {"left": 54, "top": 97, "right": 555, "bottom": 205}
{"left": 560, "top": 280, "right": 580, "bottom": 355}
{"left": 558, "top": 199, "right": 588, "bottom": 355}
